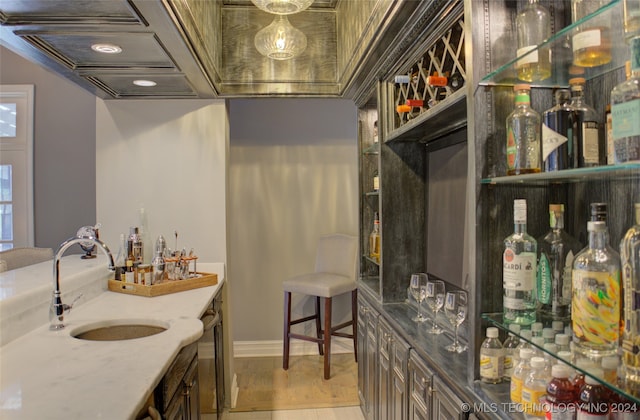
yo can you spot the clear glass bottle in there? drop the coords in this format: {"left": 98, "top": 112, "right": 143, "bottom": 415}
{"left": 506, "top": 85, "right": 542, "bottom": 175}
{"left": 572, "top": 221, "right": 621, "bottom": 361}
{"left": 372, "top": 169, "right": 379, "bottom": 191}
{"left": 512, "top": 348, "right": 534, "bottom": 404}
{"left": 624, "top": 0, "right": 640, "bottom": 41}
{"left": 569, "top": 77, "right": 602, "bottom": 167}
{"left": 542, "top": 89, "right": 574, "bottom": 171}
{"left": 537, "top": 204, "right": 582, "bottom": 325}
{"left": 128, "top": 226, "right": 143, "bottom": 265}
{"left": 504, "top": 199, "right": 538, "bottom": 326}
{"left": 504, "top": 323, "right": 522, "bottom": 381}
{"left": 571, "top": 0, "right": 612, "bottom": 67}
{"left": 369, "top": 212, "right": 380, "bottom": 263}
{"left": 621, "top": 203, "right": 640, "bottom": 394}
{"left": 516, "top": 0, "right": 551, "bottom": 82}
{"left": 555, "top": 333, "right": 571, "bottom": 354}
{"left": 611, "top": 36, "right": 640, "bottom": 163}
{"left": 480, "top": 327, "right": 504, "bottom": 384}
{"left": 532, "top": 322, "right": 543, "bottom": 337}
{"left": 114, "top": 233, "right": 126, "bottom": 281}
{"left": 522, "top": 356, "right": 550, "bottom": 418}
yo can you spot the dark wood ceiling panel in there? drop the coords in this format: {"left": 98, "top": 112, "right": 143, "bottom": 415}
{"left": 0, "top": 0, "right": 145, "bottom": 25}
{"left": 15, "top": 31, "right": 176, "bottom": 69}
{"left": 82, "top": 72, "right": 196, "bottom": 98}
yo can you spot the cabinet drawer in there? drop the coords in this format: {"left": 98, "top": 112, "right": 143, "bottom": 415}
{"left": 160, "top": 341, "right": 198, "bottom": 410}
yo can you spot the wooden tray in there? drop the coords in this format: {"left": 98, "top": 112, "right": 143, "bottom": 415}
{"left": 107, "top": 272, "right": 217, "bottom": 297}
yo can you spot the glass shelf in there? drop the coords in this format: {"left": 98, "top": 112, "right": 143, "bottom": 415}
{"left": 363, "top": 143, "right": 379, "bottom": 155}
{"left": 482, "top": 312, "right": 640, "bottom": 406}
{"left": 365, "top": 190, "right": 380, "bottom": 197}
{"left": 363, "top": 255, "right": 380, "bottom": 266}
{"left": 479, "top": 0, "right": 627, "bottom": 88}
{"left": 481, "top": 163, "right": 640, "bottom": 185}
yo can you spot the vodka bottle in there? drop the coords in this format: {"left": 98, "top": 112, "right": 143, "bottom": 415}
{"left": 621, "top": 203, "right": 640, "bottom": 394}
{"left": 569, "top": 78, "right": 602, "bottom": 167}
{"left": 611, "top": 36, "right": 640, "bottom": 163}
{"left": 572, "top": 221, "right": 621, "bottom": 361}
{"left": 507, "top": 85, "right": 542, "bottom": 175}
{"left": 504, "top": 199, "right": 538, "bottom": 326}
{"left": 537, "top": 204, "right": 582, "bottom": 325}
{"left": 480, "top": 327, "right": 504, "bottom": 384}
{"left": 516, "top": 0, "right": 551, "bottom": 82}
{"left": 571, "top": 0, "right": 612, "bottom": 67}
{"left": 542, "top": 89, "right": 573, "bottom": 171}
{"left": 369, "top": 212, "right": 380, "bottom": 263}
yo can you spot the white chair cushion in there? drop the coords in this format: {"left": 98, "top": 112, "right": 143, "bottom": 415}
{"left": 283, "top": 272, "right": 356, "bottom": 298}
{"left": 0, "top": 260, "right": 7, "bottom": 273}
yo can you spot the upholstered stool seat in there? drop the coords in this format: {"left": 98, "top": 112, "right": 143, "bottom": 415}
{"left": 282, "top": 234, "right": 358, "bottom": 380}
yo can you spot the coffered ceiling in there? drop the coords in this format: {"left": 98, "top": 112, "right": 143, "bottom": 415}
{"left": 1, "top": 0, "right": 426, "bottom": 103}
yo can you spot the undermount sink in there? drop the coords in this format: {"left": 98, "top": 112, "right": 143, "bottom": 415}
{"left": 71, "top": 319, "right": 169, "bottom": 341}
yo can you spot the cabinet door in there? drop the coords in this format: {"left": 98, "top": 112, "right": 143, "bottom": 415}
{"left": 408, "top": 351, "right": 433, "bottom": 420}
{"left": 391, "top": 332, "right": 410, "bottom": 420}
{"left": 358, "top": 295, "right": 379, "bottom": 420}
{"left": 184, "top": 355, "right": 200, "bottom": 420}
{"left": 377, "top": 318, "right": 393, "bottom": 420}
{"left": 432, "top": 376, "right": 464, "bottom": 420}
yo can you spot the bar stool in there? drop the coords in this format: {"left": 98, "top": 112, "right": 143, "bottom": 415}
{"left": 282, "top": 233, "right": 358, "bottom": 380}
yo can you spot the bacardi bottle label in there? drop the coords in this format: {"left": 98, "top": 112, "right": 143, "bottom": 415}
{"left": 503, "top": 249, "right": 536, "bottom": 309}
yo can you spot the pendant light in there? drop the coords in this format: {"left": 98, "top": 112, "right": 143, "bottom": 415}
{"left": 251, "top": 0, "right": 313, "bottom": 15}
{"left": 254, "top": 15, "right": 307, "bottom": 60}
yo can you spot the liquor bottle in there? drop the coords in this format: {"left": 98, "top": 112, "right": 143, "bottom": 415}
{"left": 511, "top": 348, "right": 534, "bottom": 404}
{"left": 507, "top": 85, "right": 542, "bottom": 175}
{"left": 572, "top": 220, "right": 621, "bottom": 361}
{"left": 504, "top": 199, "right": 538, "bottom": 326}
{"left": 542, "top": 89, "right": 573, "bottom": 171}
{"left": 569, "top": 77, "right": 602, "bottom": 167}
{"left": 624, "top": 0, "right": 640, "bottom": 41}
{"left": 571, "top": 0, "right": 612, "bottom": 67}
{"left": 369, "top": 212, "right": 380, "bottom": 263}
{"left": 515, "top": 0, "right": 551, "bottom": 82}
{"left": 611, "top": 37, "right": 640, "bottom": 163}
{"left": 480, "top": 327, "right": 504, "bottom": 384}
{"left": 576, "top": 368, "right": 610, "bottom": 419}
{"left": 128, "top": 226, "right": 143, "bottom": 265}
{"left": 521, "top": 356, "right": 550, "bottom": 418}
{"left": 545, "top": 364, "right": 578, "bottom": 420}
{"left": 537, "top": 204, "right": 582, "bottom": 325}
{"left": 372, "top": 169, "right": 379, "bottom": 192}
{"left": 426, "top": 72, "right": 464, "bottom": 92}
{"left": 621, "top": 203, "right": 640, "bottom": 395}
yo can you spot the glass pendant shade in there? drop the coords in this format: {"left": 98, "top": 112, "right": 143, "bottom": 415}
{"left": 251, "top": 0, "right": 313, "bottom": 15}
{"left": 255, "top": 15, "right": 307, "bottom": 60}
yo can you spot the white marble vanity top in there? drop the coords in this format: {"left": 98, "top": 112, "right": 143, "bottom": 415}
{"left": 0, "top": 259, "right": 225, "bottom": 419}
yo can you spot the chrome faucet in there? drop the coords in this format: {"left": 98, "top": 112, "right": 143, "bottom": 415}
{"left": 49, "top": 233, "right": 115, "bottom": 330}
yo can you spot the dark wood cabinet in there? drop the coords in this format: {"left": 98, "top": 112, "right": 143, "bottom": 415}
{"left": 155, "top": 341, "right": 200, "bottom": 420}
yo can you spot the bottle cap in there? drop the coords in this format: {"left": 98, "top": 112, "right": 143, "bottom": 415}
{"left": 520, "top": 348, "right": 534, "bottom": 359}
{"left": 555, "top": 333, "right": 569, "bottom": 346}
{"left": 590, "top": 202, "right": 608, "bottom": 221}
{"left": 553, "top": 89, "right": 571, "bottom": 104}
{"left": 585, "top": 368, "right": 604, "bottom": 385}
{"left": 394, "top": 75, "right": 410, "bottom": 84}
{"left": 552, "top": 364, "right": 570, "bottom": 378}
{"left": 509, "top": 323, "right": 522, "bottom": 334}
{"left": 532, "top": 337, "right": 545, "bottom": 347}
{"left": 530, "top": 357, "right": 545, "bottom": 368}
{"left": 486, "top": 327, "right": 499, "bottom": 338}
{"left": 601, "top": 356, "right": 619, "bottom": 370}
{"left": 543, "top": 343, "right": 558, "bottom": 353}
{"left": 552, "top": 321, "right": 564, "bottom": 332}
{"left": 557, "top": 351, "right": 572, "bottom": 362}
{"left": 548, "top": 204, "right": 564, "bottom": 213}
{"left": 531, "top": 322, "right": 543, "bottom": 334}
{"left": 513, "top": 83, "right": 531, "bottom": 91}
{"left": 569, "top": 77, "right": 586, "bottom": 86}
{"left": 543, "top": 328, "right": 555, "bottom": 340}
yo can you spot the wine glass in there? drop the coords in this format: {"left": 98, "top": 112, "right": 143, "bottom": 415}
{"left": 409, "top": 273, "right": 428, "bottom": 323}
{"left": 444, "top": 291, "right": 468, "bottom": 352}
{"left": 425, "top": 279, "right": 445, "bottom": 334}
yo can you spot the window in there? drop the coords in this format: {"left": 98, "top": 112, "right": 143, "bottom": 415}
{"left": 0, "top": 85, "right": 34, "bottom": 250}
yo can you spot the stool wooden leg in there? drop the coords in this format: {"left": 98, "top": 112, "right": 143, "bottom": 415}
{"left": 324, "top": 297, "right": 332, "bottom": 380}
{"left": 352, "top": 289, "right": 358, "bottom": 363}
{"left": 315, "top": 296, "right": 323, "bottom": 356}
{"left": 283, "top": 291, "right": 291, "bottom": 370}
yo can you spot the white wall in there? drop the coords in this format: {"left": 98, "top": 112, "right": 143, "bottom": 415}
{"left": 228, "top": 98, "right": 358, "bottom": 352}
{"left": 95, "top": 99, "right": 228, "bottom": 265}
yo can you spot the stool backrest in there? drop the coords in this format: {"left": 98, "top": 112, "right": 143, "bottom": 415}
{"left": 314, "top": 234, "right": 357, "bottom": 281}
{"left": 0, "top": 247, "right": 54, "bottom": 272}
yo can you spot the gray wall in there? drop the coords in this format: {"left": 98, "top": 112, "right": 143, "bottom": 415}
{"left": 228, "top": 98, "right": 358, "bottom": 350}
{"left": 0, "top": 45, "right": 96, "bottom": 251}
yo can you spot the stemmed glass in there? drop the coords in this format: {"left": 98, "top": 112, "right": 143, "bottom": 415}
{"left": 409, "top": 273, "right": 429, "bottom": 323}
{"left": 444, "top": 291, "right": 468, "bottom": 352}
{"left": 425, "top": 279, "right": 445, "bottom": 334}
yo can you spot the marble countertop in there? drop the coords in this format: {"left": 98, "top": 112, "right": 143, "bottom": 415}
{"left": 0, "top": 260, "right": 225, "bottom": 419}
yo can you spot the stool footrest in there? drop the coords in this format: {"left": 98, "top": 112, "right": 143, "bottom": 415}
{"left": 289, "top": 332, "right": 322, "bottom": 344}
{"left": 290, "top": 314, "right": 318, "bottom": 326}
{"left": 330, "top": 320, "right": 353, "bottom": 332}
{"left": 331, "top": 331, "right": 354, "bottom": 339}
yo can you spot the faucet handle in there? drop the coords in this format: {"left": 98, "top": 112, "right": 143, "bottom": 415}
{"left": 49, "top": 293, "right": 83, "bottom": 330}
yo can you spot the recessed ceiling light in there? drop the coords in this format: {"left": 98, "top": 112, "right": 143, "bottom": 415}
{"left": 91, "top": 43, "right": 122, "bottom": 54}
{"left": 133, "top": 80, "right": 157, "bottom": 87}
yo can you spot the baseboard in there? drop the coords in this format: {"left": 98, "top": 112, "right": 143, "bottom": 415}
{"left": 233, "top": 338, "right": 354, "bottom": 358}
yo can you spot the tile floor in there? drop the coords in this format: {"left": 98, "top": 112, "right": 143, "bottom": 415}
{"left": 202, "top": 405, "right": 364, "bottom": 420}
